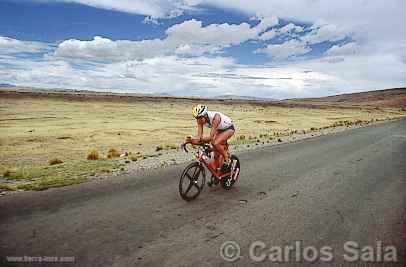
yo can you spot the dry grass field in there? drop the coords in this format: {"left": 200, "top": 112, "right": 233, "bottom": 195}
{"left": 1, "top": 88, "right": 405, "bottom": 191}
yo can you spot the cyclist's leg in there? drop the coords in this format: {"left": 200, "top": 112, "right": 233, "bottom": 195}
{"left": 213, "top": 150, "right": 222, "bottom": 170}
{"left": 212, "top": 129, "right": 234, "bottom": 168}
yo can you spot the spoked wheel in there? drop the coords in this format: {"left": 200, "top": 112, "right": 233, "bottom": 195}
{"left": 179, "top": 162, "right": 206, "bottom": 201}
{"left": 221, "top": 155, "right": 241, "bottom": 190}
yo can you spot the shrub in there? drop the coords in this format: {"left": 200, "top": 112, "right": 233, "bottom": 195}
{"left": 57, "top": 136, "right": 72, "bottom": 140}
{"left": 87, "top": 150, "right": 100, "bottom": 160}
{"left": 0, "top": 183, "right": 15, "bottom": 191}
{"left": 3, "top": 170, "right": 11, "bottom": 178}
{"left": 107, "top": 148, "right": 120, "bottom": 159}
{"left": 49, "top": 158, "right": 63, "bottom": 165}
{"left": 238, "top": 135, "right": 246, "bottom": 140}
{"left": 165, "top": 144, "right": 178, "bottom": 150}
{"left": 2, "top": 168, "right": 28, "bottom": 180}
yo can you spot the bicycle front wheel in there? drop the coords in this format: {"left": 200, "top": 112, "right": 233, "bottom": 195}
{"left": 179, "top": 162, "right": 206, "bottom": 201}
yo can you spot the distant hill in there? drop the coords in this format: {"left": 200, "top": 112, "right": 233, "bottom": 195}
{"left": 285, "top": 88, "right": 406, "bottom": 108}
{"left": 1, "top": 86, "right": 405, "bottom": 108}
{"left": 0, "top": 83, "right": 16, "bottom": 88}
{"left": 213, "top": 94, "right": 277, "bottom": 101}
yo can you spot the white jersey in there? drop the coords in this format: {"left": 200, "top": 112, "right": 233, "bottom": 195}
{"left": 205, "top": 111, "right": 233, "bottom": 130}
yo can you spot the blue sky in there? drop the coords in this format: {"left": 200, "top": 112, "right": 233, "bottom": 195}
{"left": 0, "top": 0, "right": 405, "bottom": 99}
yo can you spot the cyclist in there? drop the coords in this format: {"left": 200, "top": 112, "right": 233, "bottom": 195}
{"left": 186, "top": 104, "right": 235, "bottom": 173}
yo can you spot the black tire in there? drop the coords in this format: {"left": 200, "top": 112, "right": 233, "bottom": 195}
{"left": 179, "top": 162, "right": 206, "bottom": 201}
{"left": 221, "top": 155, "right": 241, "bottom": 190}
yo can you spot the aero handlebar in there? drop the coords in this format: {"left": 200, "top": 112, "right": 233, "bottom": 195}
{"left": 181, "top": 142, "right": 211, "bottom": 153}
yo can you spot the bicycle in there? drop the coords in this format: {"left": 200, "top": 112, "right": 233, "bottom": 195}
{"left": 179, "top": 142, "right": 241, "bottom": 201}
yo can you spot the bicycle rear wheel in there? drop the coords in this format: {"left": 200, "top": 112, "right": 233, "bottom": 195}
{"left": 179, "top": 162, "right": 206, "bottom": 201}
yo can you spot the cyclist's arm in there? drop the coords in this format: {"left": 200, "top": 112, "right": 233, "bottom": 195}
{"left": 197, "top": 120, "right": 203, "bottom": 140}
{"left": 188, "top": 136, "right": 210, "bottom": 145}
{"left": 186, "top": 120, "right": 209, "bottom": 144}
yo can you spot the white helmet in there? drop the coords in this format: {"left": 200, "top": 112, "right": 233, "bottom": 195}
{"left": 192, "top": 104, "right": 208, "bottom": 118}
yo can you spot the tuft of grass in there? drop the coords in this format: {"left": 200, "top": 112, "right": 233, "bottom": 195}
{"left": 165, "top": 144, "right": 178, "bottom": 150}
{"left": 107, "top": 148, "right": 120, "bottom": 159}
{"left": 237, "top": 135, "right": 246, "bottom": 140}
{"left": 3, "top": 169, "right": 11, "bottom": 178}
{"left": 142, "top": 154, "right": 160, "bottom": 160}
{"left": 130, "top": 155, "right": 141, "bottom": 161}
{"left": 87, "top": 149, "right": 100, "bottom": 160}
{"left": 0, "top": 183, "right": 16, "bottom": 191}
{"left": 49, "top": 158, "right": 64, "bottom": 165}
{"left": 57, "top": 136, "right": 72, "bottom": 140}
{"left": 3, "top": 168, "right": 29, "bottom": 180}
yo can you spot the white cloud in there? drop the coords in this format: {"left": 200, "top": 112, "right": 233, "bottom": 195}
{"left": 301, "top": 23, "right": 347, "bottom": 45}
{"left": 293, "top": 53, "right": 406, "bottom": 94}
{"left": 2, "top": 46, "right": 406, "bottom": 99}
{"left": 166, "top": 19, "right": 254, "bottom": 46}
{"left": 194, "top": 1, "right": 406, "bottom": 59}
{"left": 279, "top": 23, "right": 304, "bottom": 34}
{"left": 0, "top": 36, "right": 49, "bottom": 54}
{"left": 325, "top": 42, "right": 360, "bottom": 57}
{"left": 53, "top": 17, "right": 278, "bottom": 62}
{"left": 165, "top": 18, "right": 276, "bottom": 46}
{"left": 257, "top": 21, "right": 304, "bottom": 41}
{"left": 142, "top": 16, "right": 161, "bottom": 25}
{"left": 2, "top": 0, "right": 406, "bottom": 98}
{"left": 54, "top": 36, "right": 170, "bottom": 61}
{"left": 174, "top": 44, "right": 222, "bottom": 56}
{"left": 258, "top": 29, "right": 278, "bottom": 41}
{"left": 0, "top": 52, "right": 340, "bottom": 98}
{"left": 41, "top": 0, "right": 406, "bottom": 52}
{"left": 257, "top": 39, "right": 311, "bottom": 60}
{"left": 251, "top": 16, "right": 279, "bottom": 33}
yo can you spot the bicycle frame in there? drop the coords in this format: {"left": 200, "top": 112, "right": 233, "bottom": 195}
{"left": 193, "top": 144, "right": 232, "bottom": 179}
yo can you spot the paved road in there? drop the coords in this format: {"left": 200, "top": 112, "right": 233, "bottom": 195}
{"left": 1, "top": 120, "right": 405, "bottom": 266}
